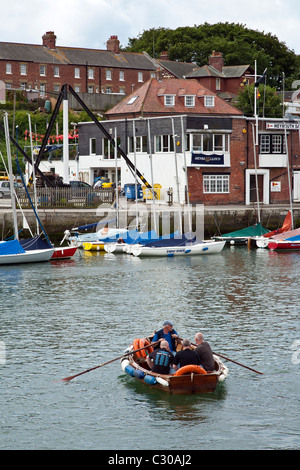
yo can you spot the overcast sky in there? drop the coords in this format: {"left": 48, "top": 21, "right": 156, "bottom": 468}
{"left": 2, "top": 0, "right": 300, "bottom": 54}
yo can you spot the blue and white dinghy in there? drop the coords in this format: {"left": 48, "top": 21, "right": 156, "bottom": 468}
{"left": 130, "top": 236, "right": 225, "bottom": 257}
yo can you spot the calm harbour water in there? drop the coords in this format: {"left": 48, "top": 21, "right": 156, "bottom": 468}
{"left": 0, "top": 245, "right": 300, "bottom": 450}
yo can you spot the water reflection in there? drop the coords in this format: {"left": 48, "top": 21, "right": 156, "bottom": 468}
{"left": 119, "top": 374, "right": 228, "bottom": 424}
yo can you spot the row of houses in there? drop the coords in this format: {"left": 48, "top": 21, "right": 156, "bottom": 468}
{"left": 0, "top": 32, "right": 253, "bottom": 100}
{"left": 1, "top": 32, "right": 299, "bottom": 206}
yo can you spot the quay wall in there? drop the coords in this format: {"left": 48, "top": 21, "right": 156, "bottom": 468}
{"left": 1, "top": 204, "right": 299, "bottom": 241}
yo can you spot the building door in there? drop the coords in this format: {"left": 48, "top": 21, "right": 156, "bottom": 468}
{"left": 245, "top": 169, "right": 270, "bottom": 205}
{"left": 250, "top": 174, "right": 264, "bottom": 203}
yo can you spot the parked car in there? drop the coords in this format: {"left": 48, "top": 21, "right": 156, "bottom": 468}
{"left": 0, "top": 181, "right": 22, "bottom": 198}
{"left": 69, "top": 181, "right": 92, "bottom": 189}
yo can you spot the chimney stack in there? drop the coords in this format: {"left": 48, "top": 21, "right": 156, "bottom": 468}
{"left": 160, "top": 51, "right": 169, "bottom": 60}
{"left": 106, "top": 35, "right": 120, "bottom": 54}
{"left": 42, "top": 31, "right": 56, "bottom": 50}
{"left": 209, "top": 51, "right": 224, "bottom": 72}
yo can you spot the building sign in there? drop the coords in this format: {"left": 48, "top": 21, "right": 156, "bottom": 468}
{"left": 191, "top": 153, "right": 224, "bottom": 165}
{"left": 266, "top": 122, "right": 299, "bottom": 130}
{"left": 271, "top": 181, "right": 281, "bottom": 192}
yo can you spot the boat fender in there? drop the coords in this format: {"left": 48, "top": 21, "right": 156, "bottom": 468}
{"left": 218, "top": 374, "right": 226, "bottom": 382}
{"left": 174, "top": 365, "right": 207, "bottom": 376}
{"left": 121, "top": 359, "right": 130, "bottom": 372}
{"left": 134, "top": 369, "right": 145, "bottom": 379}
{"left": 144, "top": 375, "right": 157, "bottom": 385}
{"left": 124, "top": 364, "right": 135, "bottom": 377}
{"left": 156, "top": 376, "right": 169, "bottom": 387}
{"left": 138, "top": 338, "right": 153, "bottom": 358}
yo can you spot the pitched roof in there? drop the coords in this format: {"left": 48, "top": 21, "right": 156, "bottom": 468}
{"left": 156, "top": 59, "right": 199, "bottom": 78}
{"left": 185, "top": 64, "right": 252, "bottom": 79}
{"left": 105, "top": 77, "right": 243, "bottom": 118}
{"left": 0, "top": 41, "right": 157, "bottom": 70}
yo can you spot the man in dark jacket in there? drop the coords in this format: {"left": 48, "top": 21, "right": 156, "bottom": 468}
{"left": 173, "top": 338, "right": 200, "bottom": 371}
{"left": 194, "top": 332, "right": 215, "bottom": 371}
{"left": 146, "top": 340, "right": 174, "bottom": 374}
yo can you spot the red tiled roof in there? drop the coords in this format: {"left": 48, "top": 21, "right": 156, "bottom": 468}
{"left": 106, "top": 78, "right": 242, "bottom": 118}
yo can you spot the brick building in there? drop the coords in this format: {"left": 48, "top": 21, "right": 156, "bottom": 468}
{"left": 185, "top": 51, "right": 255, "bottom": 101}
{"left": 0, "top": 32, "right": 158, "bottom": 97}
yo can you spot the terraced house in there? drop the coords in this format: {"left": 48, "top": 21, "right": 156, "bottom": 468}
{"left": 0, "top": 32, "right": 158, "bottom": 97}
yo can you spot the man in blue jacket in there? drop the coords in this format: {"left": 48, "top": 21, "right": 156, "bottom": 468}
{"left": 151, "top": 321, "right": 179, "bottom": 355}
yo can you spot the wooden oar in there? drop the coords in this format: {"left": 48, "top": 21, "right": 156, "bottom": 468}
{"left": 59, "top": 340, "right": 160, "bottom": 383}
{"left": 212, "top": 351, "right": 263, "bottom": 375}
{"left": 178, "top": 337, "right": 263, "bottom": 375}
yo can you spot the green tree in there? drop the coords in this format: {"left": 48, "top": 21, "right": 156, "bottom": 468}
{"left": 236, "top": 84, "right": 284, "bottom": 118}
{"left": 124, "top": 23, "right": 297, "bottom": 89}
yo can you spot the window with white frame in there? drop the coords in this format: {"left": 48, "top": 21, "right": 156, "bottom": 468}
{"left": 164, "top": 95, "right": 175, "bottom": 106}
{"left": 260, "top": 134, "right": 286, "bottom": 154}
{"left": 20, "top": 82, "right": 27, "bottom": 90}
{"left": 40, "top": 83, "right": 46, "bottom": 97}
{"left": 191, "top": 133, "right": 229, "bottom": 152}
{"left": 119, "top": 71, "right": 125, "bottom": 81}
{"left": 20, "top": 64, "right": 27, "bottom": 75}
{"left": 88, "top": 85, "right": 94, "bottom": 93}
{"left": 203, "top": 174, "right": 229, "bottom": 193}
{"left": 74, "top": 85, "right": 80, "bottom": 93}
{"left": 74, "top": 67, "right": 80, "bottom": 78}
{"left": 106, "top": 69, "right": 112, "bottom": 80}
{"left": 204, "top": 96, "right": 215, "bottom": 107}
{"left": 216, "top": 78, "right": 221, "bottom": 91}
{"left": 54, "top": 66, "right": 60, "bottom": 77}
{"left": 6, "top": 63, "right": 12, "bottom": 74}
{"left": 90, "top": 138, "right": 96, "bottom": 155}
{"left": 138, "top": 72, "right": 143, "bottom": 82}
{"left": 185, "top": 95, "right": 195, "bottom": 107}
{"left": 155, "top": 135, "right": 174, "bottom": 153}
{"left": 128, "top": 135, "right": 147, "bottom": 153}
{"left": 40, "top": 65, "right": 46, "bottom": 76}
{"left": 88, "top": 68, "right": 94, "bottom": 79}
{"left": 54, "top": 84, "right": 60, "bottom": 92}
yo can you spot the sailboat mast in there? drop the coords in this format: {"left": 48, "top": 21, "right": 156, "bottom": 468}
{"left": 284, "top": 127, "right": 294, "bottom": 230}
{"left": 27, "top": 113, "right": 39, "bottom": 234}
{"left": 3, "top": 113, "right": 18, "bottom": 240}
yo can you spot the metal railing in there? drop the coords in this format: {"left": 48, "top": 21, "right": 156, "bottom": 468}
{"left": 15, "top": 187, "right": 114, "bottom": 208}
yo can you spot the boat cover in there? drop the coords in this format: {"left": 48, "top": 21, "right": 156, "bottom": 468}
{"left": 271, "top": 227, "right": 300, "bottom": 241}
{"left": 0, "top": 239, "right": 26, "bottom": 255}
{"left": 143, "top": 235, "right": 197, "bottom": 247}
{"left": 220, "top": 222, "right": 269, "bottom": 238}
{"left": 19, "top": 237, "right": 52, "bottom": 251}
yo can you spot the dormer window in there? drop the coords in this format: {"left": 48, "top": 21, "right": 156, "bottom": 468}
{"left": 164, "top": 95, "right": 175, "bottom": 106}
{"left": 185, "top": 95, "right": 195, "bottom": 107}
{"left": 205, "top": 96, "right": 215, "bottom": 108}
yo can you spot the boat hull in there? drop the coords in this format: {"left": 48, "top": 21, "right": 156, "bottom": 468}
{"left": 131, "top": 240, "right": 225, "bottom": 257}
{"left": 82, "top": 242, "right": 105, "bottom": 252}
{"left": 0, "top": 248, "right": 54, "bottom": 265}
{"left": 268, "top": 240, "right": 300, "bottom": 251}
{"left": 51, "top": 246, "right": 78, "bottom": 259}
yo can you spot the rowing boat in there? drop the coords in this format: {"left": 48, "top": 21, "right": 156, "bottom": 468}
{"left": 121, "top": 337, "right": 229, "bottom": 394}
{"left": 130, "top": 239, "right": 225, "bottom": 257}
